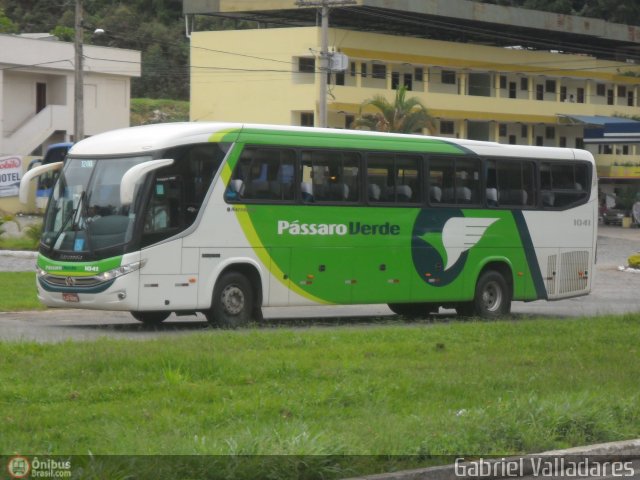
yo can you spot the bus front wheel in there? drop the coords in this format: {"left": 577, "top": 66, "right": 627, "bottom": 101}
{"left": 457, "top": 270, "right": 511, "bottom": 318}
{"left": 207, "top": 272, "right": 254, "bottom": 328}
{"left": 130, "top": 311, "right": 171, "bottom": 325}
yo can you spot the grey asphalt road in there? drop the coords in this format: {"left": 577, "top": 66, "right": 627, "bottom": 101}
{"left": 1, "top": 225, "right": 639, "bottom": 343}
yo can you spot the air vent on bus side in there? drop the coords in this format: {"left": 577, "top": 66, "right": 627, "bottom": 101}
{"left": 545, "top": 250, "right": 590, "bottom": 299}
{"left": 558, "top": 250, "right": 590, "bottom": 295}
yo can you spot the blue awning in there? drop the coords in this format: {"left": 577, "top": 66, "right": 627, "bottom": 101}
{"left": 558, "top": 115, "right": 640, "bottom": 143}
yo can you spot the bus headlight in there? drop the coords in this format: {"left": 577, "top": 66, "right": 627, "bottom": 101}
{"left": 97, "top": 259, "right": 146, "bottom": 282}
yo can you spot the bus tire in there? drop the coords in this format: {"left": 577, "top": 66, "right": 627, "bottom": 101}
{"left": 130, "top": 311, "right": 171, "bottom": 325}
{"left": 388, "top": 303, "right": 438, "bottom": 317}
{"left": 208, "top": 272, "right": 254, "bottom": 328}
{"left": 465, "top": 270, "right": 511, "bottom": 318}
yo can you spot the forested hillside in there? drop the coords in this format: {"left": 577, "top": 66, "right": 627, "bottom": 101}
{"left": 0, "top": 0, "right": 234, "bottom": 100}
{"left": 0, "top": 0, "right": 639, "bottom": 101}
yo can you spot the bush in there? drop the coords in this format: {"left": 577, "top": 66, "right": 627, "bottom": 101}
{"left": 629, "top": 253, "right": 640, "bottom": 269}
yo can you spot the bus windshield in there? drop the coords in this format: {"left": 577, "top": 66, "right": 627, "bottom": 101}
{"left": 42, "top": 156, "right": 151, "bottom": 256}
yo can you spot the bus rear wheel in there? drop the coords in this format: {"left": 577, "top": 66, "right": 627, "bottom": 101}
{"left": 388, "top": 303, "right": 438, "bottom": 317}
{"left": 130, "top": 311, "right": 171, "bottom": 325}
{"left": 457, "top": 270, "right": 511, "bottom": 318}
{"left": 207, "top": 272, "right": 254, "bottom": 329}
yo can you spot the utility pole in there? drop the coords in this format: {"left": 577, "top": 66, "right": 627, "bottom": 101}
{"left": 74, "top": 0, "right": 84, "bottom": 142}
{"left": 295, "top": 0, "right": 356, "bottom": 128}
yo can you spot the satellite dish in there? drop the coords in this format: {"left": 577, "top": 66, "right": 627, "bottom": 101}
{"left": 632, "top": 202, "right": 640, "bottom": 226}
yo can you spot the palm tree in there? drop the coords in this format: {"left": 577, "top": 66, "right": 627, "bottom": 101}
{"left": 352, "top": 86, "right": 434, "bottom": 134}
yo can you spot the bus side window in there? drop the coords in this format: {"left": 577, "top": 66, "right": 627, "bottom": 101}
{"left": 455, "top": 158, "right": 481, "bottom": 205}
{"left": 487, "top": 159, "right": 535, "bottom": 208}
{"left": 394, "top": 155, "right": 421, "bottom": 203}
{"left": 144, "top": 177, "right": 181, "bottom": 234}
{"left": 367, "top": 153, "right": 421, "bottom": 204}
{"left": 429, "top": 157, "right": 455, "bottom": 204}
{"left": 227, "top": 147, "right": 295, "bottom": 202}
{"left": 542, "top": 162, "right": 589, "bottom": 208}
{"left": 300, "top": 150, "right": 360, "bottom": 203}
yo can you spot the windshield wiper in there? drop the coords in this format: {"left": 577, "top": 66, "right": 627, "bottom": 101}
{"left": 50, "top": 190, "right": 87, "bottom": 251}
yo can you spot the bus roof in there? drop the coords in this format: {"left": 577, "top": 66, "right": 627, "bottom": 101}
{"left": 69, "top": 122, "right": 592, "bottom": 163}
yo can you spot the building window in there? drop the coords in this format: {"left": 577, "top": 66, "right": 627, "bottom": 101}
{"left": 391, "top": 72, "right": 400, "bottom": 90}
{"left": 361, "top": 63, "right": 368, "bottom": 78}
{"left": 335, "top": 72, "right": 345, "bottom": 86}
{"left": 577, "top": 88, "right": 585, "bottom": 103}
{"left": 442, "top": 70, "right": 456, "bottom": 84}
{"left": 508, "top": 135, "right": 516, "bottom": 145}
{"left": 536, "top": 136, "right": 543, "bottom": 146}
{"left": 560, "top": 86, "right": 567, "bottom": 102}
{"left": 545, "top": 80, "right": 556, "bottom": 93}
{"left": 498, "top": 124, "right": 507, "bottom": 137}
{"left": 618, "top": 85, "right": 627, "bottom": 98}
{"left": 596, "top": 84, "right": 606, "bottom": 96}
{"left": 545, "top": 126, "right": 555, "bottom": 140}
{"left": 607, "top": 89, "right": 614, "bottom": 105}
{"left": 404, "top": 73, "right": 413, "bottom": 91}
{"left": 345, "top": 115, "right": 355, "bottom": 129}
{"left": 536, "top": 84, "right": 544, "bottom": 100}
{"left": 300, "top": 112, "right": 314, "bottom": 127}
{"left": 520, "top": 77, "right": 528, "bottom": 91}
{"left": 559, "top": 136, "right": 567, "bottom": 148}
{"left": 350, "top": 61, "right": 356, "bottom": 77}
{"left": 440, "top": 120, "right": 455, "bottom": 135}
{"left": 415, "top": 67, "right": 424, "bottom": 82}
{"left": 509, "top": 81, "right": 517, "bottom": 99}
{"left": 521, "top": 124, "right": 528, "bottom": 138}
{"left": 298, "top": 57, "right": 315, "bottom": 73}
{"left": 628, "top": 91, "right": 635, "bottom": 107}
{"left": 499, "top": 75, "right": 507, "bottom": 89}
{"left": 372, "top": 64, "right": 386, "bottom": 79}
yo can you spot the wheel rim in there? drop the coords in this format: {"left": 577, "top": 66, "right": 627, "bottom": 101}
{"left": 481, "top": 280, "right": 503, "bottom": 312}
{"left": 221, "top": 284, "right": 245, "bottom": 315}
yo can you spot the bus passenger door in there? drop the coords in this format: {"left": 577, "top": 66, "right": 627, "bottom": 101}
{"left": 289, "top": 247, "right": 352, "bottom": 305}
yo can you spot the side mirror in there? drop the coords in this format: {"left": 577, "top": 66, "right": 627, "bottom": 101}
{"left": 19, "top": 161, "right": 63, "bottom": 204}
{"left": 120, "top": 158, "right": 174, "bottom": 205}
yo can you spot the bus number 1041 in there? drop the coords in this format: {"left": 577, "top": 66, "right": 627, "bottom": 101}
{"left": 574, "top": 219, "right": 591, "bottom": 227}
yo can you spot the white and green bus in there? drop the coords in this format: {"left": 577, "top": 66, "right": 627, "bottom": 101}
{"left": 20, "top": 123, "right": 597, "bottom": 326}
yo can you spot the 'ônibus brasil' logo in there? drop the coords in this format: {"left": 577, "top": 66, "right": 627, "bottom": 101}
{"left": 277, "top": 220, "right": 400, "bottom": 236}
{"left": 412, "top": 209, "right": 499, "bottom": 287}
{"left": 7, "top": 456, "right": 30, "bottom": 479}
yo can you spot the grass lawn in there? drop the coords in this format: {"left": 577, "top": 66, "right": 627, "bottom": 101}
{"left": 0, "top": 272, "right": 44, "bottom": 311}
{"left": 1, "top": 315, "right": 639, "bottom": 478}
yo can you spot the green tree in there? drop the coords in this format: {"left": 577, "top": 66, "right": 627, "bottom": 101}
{"left": 353, "top": 86, "right": 434, "bottom": 134}
{"left": 0, "top": 7, "right": 17, "bottom": 33}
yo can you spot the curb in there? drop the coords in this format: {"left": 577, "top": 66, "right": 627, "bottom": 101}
{"left": 344, "top": 439, "right": 640, "bottom": 480}
{"left": 0, "top": 250, "right": 38, "bottom": 258}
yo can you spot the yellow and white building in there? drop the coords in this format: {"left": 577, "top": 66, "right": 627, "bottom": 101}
{"left": 189, "top": 18, "right": 640, "bottom": 189}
